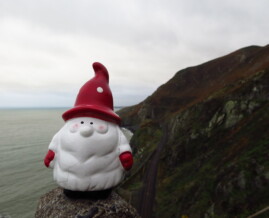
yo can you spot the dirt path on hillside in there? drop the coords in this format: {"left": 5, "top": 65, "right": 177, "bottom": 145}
{"left": 138, "top": 125, "right": 168, "bottom": 218}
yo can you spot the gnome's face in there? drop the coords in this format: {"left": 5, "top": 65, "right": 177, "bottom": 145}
{"left": 60, "top": 117, "right": 118, "bottom": 162}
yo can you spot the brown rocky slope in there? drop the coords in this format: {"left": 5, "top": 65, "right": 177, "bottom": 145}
{"left": 117, "top": 45, "right": 269, "bottom": 218}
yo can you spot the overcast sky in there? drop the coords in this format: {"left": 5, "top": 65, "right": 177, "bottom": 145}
{"left": 0, "top": 0, "right": 268, "bottom": 108}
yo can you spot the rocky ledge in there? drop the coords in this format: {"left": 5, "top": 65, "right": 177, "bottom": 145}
{"left": 35, "top": 188, "right": 141, "bottom": 218}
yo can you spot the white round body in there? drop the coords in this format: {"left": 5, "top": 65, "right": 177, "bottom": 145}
{"left": 49, "top": 117, "right": 131, "bottom": 191}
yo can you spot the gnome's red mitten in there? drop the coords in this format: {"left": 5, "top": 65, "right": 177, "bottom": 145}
{"left": 44, "top": 150, "right": 55, "bottom": 167}
{"left": 119, "top": 151, "right": 133, "bottom": 170}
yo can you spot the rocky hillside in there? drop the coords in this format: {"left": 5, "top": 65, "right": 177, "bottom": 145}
{"left": 117, "top": 45, "right": 269, "bottom": 218}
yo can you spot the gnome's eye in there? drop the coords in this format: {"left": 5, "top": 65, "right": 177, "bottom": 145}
{"left": 90, "top": 122, "right": 93, "bottom": 125}
{"left": 81, "top": 121, "right": 84, "bottom": 124}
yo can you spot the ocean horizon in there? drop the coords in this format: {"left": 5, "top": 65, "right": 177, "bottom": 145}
{"left": 0, "top": 106, "right": 127, "bottom": 217}
{"left": 0, "top": 106, "right": 125, "bottom": 110}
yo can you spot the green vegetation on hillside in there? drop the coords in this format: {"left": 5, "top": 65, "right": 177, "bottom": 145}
{"left": 118, "top": 45, "right": 269, "bottom": 218}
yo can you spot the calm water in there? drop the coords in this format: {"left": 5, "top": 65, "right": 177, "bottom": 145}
{"left": 0, "top": 109, "right": 66, "bottom": 218}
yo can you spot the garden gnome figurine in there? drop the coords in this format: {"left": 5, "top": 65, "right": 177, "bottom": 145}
{"left": 44, "top": 62, "right": 133, "bottom": 197}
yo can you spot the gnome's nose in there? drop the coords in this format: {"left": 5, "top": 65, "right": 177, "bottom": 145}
{"left": 80, "top": 126, "right": 94, "bottom": 137}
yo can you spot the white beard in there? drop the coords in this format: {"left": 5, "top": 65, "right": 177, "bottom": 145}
{"left": 49, "top": 117, "right": 131, "bottom": 191}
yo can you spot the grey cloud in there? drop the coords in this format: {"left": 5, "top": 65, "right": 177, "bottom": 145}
{"left": 0, "top": 0, "right": 269, "bottom": 107}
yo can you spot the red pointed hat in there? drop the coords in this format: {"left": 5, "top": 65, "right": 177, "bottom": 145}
{"left": 62, "top": 62, "right": 121, "bottom": 125}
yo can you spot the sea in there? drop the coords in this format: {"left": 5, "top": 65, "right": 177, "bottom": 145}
{"left": 0, "top": 109, "right": 68, "bottom": 218}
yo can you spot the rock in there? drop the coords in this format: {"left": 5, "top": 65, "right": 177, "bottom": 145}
{"left": 205, "top": 203, "right": 215, "bottom": 218}
{"left": 224, "top": 100, "right": 244, "bottom": 128}
{"left": 237, "top": 171, "right": 246, "bottom": 190}
{"left": 35, "top": 188, "right": 141, "bottom": 218}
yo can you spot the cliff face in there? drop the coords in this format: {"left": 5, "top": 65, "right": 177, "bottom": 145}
{"left": 118, "top": 45, "right": 269, "bottom": 218}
